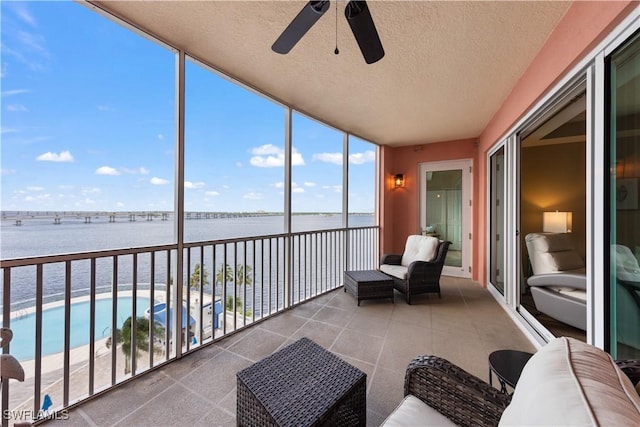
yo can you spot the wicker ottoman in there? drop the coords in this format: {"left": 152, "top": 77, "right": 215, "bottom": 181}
{"left": 237, "top": 337, "right": 366, "bottom": 427}
{"left": 344, "top": 270, "right": 394, "bottom": 306}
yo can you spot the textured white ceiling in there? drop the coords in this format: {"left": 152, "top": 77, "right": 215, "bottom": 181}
{"left": 92, "top": 1, "right": 572, "bottom": 146}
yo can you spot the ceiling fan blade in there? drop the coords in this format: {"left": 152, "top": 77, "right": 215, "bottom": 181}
{"left": 345, "top": 1, "right": 385, "bottom": 64}
{"left": 272, "top": 1, "right": 330, "bottom": 54}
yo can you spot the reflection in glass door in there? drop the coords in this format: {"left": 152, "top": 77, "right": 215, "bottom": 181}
{"left": 490, "top": 147, "right": 505, "bottom": 294}
{"left": 608, "top": 32, "right": 640, "bottom": 359}
{"left": 419, "top": 160, "right": 472, "bottom": 277}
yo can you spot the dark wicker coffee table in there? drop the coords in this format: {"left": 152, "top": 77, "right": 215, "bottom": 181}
{"left": 344, "top": 270, "right": 394, "bottom": 306}
{"left": 237, "top": 337, "right": 366, "bottom": 426}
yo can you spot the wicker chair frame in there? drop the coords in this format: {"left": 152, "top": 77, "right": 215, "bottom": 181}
{"left": 381, "top": 240, "right": 451, "bottom": 304}
{"left": 403, "top": 355, "right": 640, "bottom": 427}
{"left": 404, "top": 355, "right": 511, "bottom": 427}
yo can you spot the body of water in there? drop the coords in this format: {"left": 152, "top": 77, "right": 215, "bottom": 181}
{"left": 1, "top": 213, "right": 374, "bottom": 309}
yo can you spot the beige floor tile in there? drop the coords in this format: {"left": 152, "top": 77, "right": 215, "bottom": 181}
{"left": 43, "top": 278, "right": 540, "bottom": 427}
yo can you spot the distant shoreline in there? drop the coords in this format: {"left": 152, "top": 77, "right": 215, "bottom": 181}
{"left": 2, "top": 210, "right": 373, "bottom": 219}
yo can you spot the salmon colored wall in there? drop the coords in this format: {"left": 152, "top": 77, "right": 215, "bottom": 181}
{"left": 380, "top": 139, "right": 476, "bottom": 255}
{"left": 382, "top": 1, "right": 637, "bottom": 284}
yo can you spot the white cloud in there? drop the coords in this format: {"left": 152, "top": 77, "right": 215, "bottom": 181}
{"left": 273, "top": 182, "right": 305, "bottom": 192}
{"left": 26, "top": 186, "right": 44, "bottom": 191}
{"left": 205, "top": 191, "right": 220, "bottom": 197}
{"left": 157, "top": 134, "right": 164, "bottom": 141}
{"left": 81, "top": 187, "right": 101, "bottom": 195}
{"left": 150, "top": 177, "right": 170, "bottom": 185}
{"left": 11, "top": 3, "right": 37, "bottom": 27}
{"left": 349, "top": 150, "right": 376, "bottom": 164}
{"left": 97, "top": 105, "right": 113, "bottom": 112}
{"left": 243, "top": 192, "right": 263, "bottom": 200}
{"left": 313, "top": 152, "right": 342, "bottom": 165}
{"left": 252, "top": 144, "right": 280, "bottom": 156}
{"left": 323, "top": 185, "right": 342, "bottom": 193}
{"left": 1, "top": 89, "right": 30, "bottom": 98}
{"left": 24, "top": 193, "right": 51, "bottom": 203}
{"left": 95, "top": 166, "right": 120, "bottom": 176}
{"left": 116, "top": 202, "right": 125, "bottom": 208}
{"left": 1, "top": 169, "right": 16, "bottom": 175}
{"left": 304, "top": 182, "right": 316, "bottom": 187}
{"left": 122, "top": 166, "right": 149, "bottom": 175}
{"left": 250, "top": 144, "right": 305, "bottom": 168}
{"left": 36, "top": 150, "right": 74, "bottom": 162}
{"left": 7, "top": 104, "right": 27, "bottom": 112}
{"left": 185, "top": 181, "right": 205, "bottom": 189}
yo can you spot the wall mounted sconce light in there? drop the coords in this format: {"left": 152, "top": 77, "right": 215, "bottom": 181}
{"left": 543, "top": 211, "right": 573, "bottom": 233}
{"left": 394, "top": 174, "right": 405, "bottom": 188}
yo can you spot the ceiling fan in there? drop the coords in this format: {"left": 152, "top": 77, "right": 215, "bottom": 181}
{"left": 272, "top": 1, "right": 385, "bottom": 64}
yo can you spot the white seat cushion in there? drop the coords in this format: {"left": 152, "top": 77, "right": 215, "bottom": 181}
{"left": 381, "top": 395, "right": 456, "bottom": 427}
{"left": 499, "top": 337, "right": 640, "bottom": 426}
{"left": 400, "top": 235, "right": 439, "bottom": 267}
{"left": 380, "top": 264, "right": 407, "bottom": 280}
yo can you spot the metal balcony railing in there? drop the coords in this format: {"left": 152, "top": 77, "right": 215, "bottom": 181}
{"left": 0, "top": 226, "right": 378, "bottom": 425}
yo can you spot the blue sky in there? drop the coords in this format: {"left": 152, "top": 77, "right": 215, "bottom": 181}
{"left": 1, "top": 1, "right": 375, "bottom": 213}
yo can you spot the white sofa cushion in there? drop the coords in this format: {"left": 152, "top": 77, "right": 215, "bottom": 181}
{"left": 400, "top": 235, "right": 439, "bottom": 267}
{"left": 381, "top": 395, "right": 456, "bottom": 426}
{"left": 499, "top": 337, "right": 640, "bottom": 426}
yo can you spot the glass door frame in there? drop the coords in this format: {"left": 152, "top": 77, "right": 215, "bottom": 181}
{"left": 419, "top": 159, "right": 473, "bottom": 278}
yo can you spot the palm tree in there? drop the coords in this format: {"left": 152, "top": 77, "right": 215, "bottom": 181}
{"left": 190, "top": 263, "right": 209, "bottom": 290}
{"left": 215, "top": 263, "right": 234, "bottom": 286}
{"left": 235, "top": 264, "right": 253, "bottom": 286}
{"left": 106, "top": 316, "right": 162, "bottom": 374}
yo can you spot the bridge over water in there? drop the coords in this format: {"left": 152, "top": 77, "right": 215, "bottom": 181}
{"left": 1, "top": 211, "right": 284, "bottom": 226}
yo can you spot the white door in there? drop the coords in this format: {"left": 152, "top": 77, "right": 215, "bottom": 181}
{"left": 419, "top": 160, "right": 473, "bottom": 278}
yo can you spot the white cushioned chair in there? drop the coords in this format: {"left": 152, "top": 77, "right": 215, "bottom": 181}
{"left": 525, "top": 232, "right": 586, "bottom": 330}
{"left": 380, "top": 235, "right": 450, "bottom": 304}
{"left": 382, "top": 337, "right": 640, "bottom": 426}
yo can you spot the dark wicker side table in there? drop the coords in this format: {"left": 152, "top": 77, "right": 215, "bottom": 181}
{"left": 488, "top": 349, "right": 533, "bottom": 394}
{"left": 344, "top": 270, "right": 394, "bottom": 306}
{"left": 237, "top": 337, "right": 366, "bottom": 427}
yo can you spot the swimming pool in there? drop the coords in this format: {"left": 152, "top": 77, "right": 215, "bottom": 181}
{"left": 5, "top": 296, "right": 151, "bottom": 361}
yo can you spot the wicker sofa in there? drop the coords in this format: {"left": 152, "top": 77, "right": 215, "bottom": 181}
{"left": 381, "top": 337, "right": 640, "bottom": 426}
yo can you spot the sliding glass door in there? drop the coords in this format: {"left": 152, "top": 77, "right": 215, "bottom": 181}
{"left": 517, "top": 82, "right": 587, "bottom": 342}
{"left": 607, "top": 31, "right": 640, "bottom": 359}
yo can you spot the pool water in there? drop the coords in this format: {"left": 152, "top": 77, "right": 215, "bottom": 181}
{"left": 5, "top": 296, "right": 151, "bottom": 361}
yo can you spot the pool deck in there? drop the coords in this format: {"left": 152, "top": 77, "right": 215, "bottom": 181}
{"left": 6, "top": 288, "right": 233, "bottom": 415}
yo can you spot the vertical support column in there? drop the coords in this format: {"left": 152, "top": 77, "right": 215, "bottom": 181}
{"left": 174, "top": 50, "right": 186, "bottom": 358}
{"left": 343, "top": 133, "right": 350, "bottom": 273}
{"left": 2, "top": 269, "right": 11, "bottom": 427}
{"left": 284, "top": 108, "right": 292, "bottom": 307}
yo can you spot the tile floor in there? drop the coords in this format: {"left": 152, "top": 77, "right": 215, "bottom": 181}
{"left": 46, "top": 276, "right": 537, "bottom": 427}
